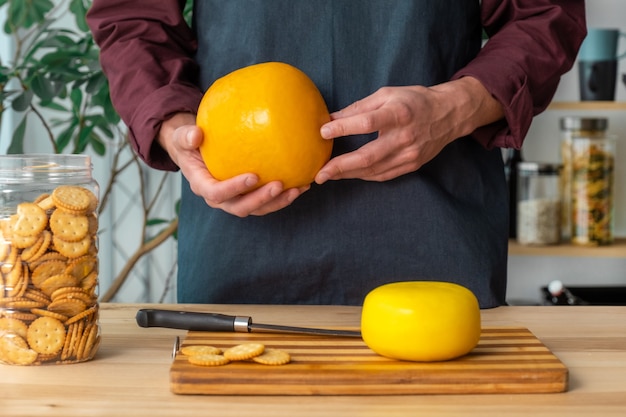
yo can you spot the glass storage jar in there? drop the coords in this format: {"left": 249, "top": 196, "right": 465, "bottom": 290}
{"left": 0, "top": 154, "right": 100, "bottom": 365}
{"left": 559, "top": 117, "right": 608, "bottom": 240}
{"left": 569, "top": 136, "right": 616, "bottom": 246}
{"left": 516, "top": 162, "right": 562, "bottom": 246}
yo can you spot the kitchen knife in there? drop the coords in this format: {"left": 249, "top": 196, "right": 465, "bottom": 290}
{"left": 136, "top": 308, "right": 362, "bottom": 338}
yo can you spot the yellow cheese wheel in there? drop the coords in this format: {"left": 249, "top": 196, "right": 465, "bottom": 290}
{"left": 361, "top": 281, "right": 481, "bottom": 362}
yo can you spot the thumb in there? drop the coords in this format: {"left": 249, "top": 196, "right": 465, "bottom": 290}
{"left": 176, "top": 125, "right": 204, "bottom": 150}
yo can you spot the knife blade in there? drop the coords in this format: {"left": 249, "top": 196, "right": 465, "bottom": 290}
{"left": 135, "top": 308, "right": 362, "bottom": 338}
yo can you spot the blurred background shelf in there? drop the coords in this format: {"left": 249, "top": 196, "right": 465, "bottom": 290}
{"left": 548, "top": 101, "right": 626, "bottom": 111}
{"left": 509, "top": 238, "right": 626, "bottom": 258}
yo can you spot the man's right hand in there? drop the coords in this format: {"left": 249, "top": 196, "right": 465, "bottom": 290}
{"left": 158, "top": 113, "right": 309, "bottom": 217}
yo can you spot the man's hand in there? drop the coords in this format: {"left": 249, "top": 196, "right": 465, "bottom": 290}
{"left": 158, "top": 113, "right": 309, "bottom": 217}
{"left": 315, "top": 76, "right": 504, "bottom": 184}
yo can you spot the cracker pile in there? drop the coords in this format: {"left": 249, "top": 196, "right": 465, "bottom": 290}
{"left": 0, "top": 185, "right": 100, "bottom": 365}
{"left": 182, "top": 342, "right": 291, "bottom": 367}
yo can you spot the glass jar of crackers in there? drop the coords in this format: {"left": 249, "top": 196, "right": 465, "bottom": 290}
{"left": 0, "top": 154, "right": 100, "bottom": 365}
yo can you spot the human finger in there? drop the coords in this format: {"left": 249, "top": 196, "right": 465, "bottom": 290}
{"left": 316, "top": 138, "right": 420, "bottom": 183}
{"left": 247, "top": 186, "right": 310, "bottom": 216}
{"left": 215, "top": 181, "right": 288, "bottom": 217}
{"left": 320, "top": 88, "right": 399, "bottom": 139}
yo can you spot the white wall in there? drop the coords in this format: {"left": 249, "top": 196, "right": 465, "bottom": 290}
{"left": 506, "top": 0, "right": 626, "bottom": 305}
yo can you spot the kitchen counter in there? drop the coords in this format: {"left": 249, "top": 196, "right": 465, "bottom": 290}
{"left": 1, "top": 304, "right": 625, "bottom": 417}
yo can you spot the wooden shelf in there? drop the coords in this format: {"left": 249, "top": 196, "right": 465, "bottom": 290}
{"left": 509, "top": 238, "right": 626, "bottom": 258}
{"left": 548, "top": 101, "right": 626, "bottom": 111}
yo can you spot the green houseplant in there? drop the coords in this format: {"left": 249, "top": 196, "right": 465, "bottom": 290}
{"left": 0, "top": 0, "right": 188, "bottom": 301}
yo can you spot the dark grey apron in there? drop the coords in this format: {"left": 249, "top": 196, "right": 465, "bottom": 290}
{"left": 179, "top": 0, "right": 508, "bottom": 308}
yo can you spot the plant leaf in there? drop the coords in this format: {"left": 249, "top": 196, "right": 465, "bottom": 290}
{"left": 146, "top": 218, "right": 169, "bottom": 226}
{"left": 85, "top": 72, "right": 106, "bottom": 95}
{"left": 11, "top": 89, "right": 33, "bottom": 112}
{"left": 69, "top": 0, "right": 90, "bottom": 32}
{"left": 69, "top": 87, "right": 83, "bottom": 114}
{"left": 88, "top": 132, "right": 106, "bottom": 156}
{"left": 92, "top": 86, "right": 121, "bottom": 124}
{"left": 87, "top": 114, "right": 115, "bottom": 138}
{"left": 29, "top": 73, "right": 57, "bottom": 101}
{"left": 7, "top": 115, "right": 27, "bottom": 154}
{"left": 40, "top": 49, "right": 79, "bottom": 68}
{"left": 55, "top": 119, "right": 78, "bottom": 152}
{"left": 7, "top": 0, "right": 54, "bottom": 30}
{"left": 39, "top": 32, "right": 77, "bottom": 49}
{"left": 39, "top": 100, "right": 67, "bottom": 112}
{"left": 75, "top": 122, "right": 95, "bottom": 153}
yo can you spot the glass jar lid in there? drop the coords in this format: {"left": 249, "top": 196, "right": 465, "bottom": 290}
{"left": 0, "top": 154, "right": 93, "bottom": 183}
{"left": 559, "top": 117, "right": 608, "bottom": 132}
{"left": 517, "top": 162, "right": 562, "bottom": 175}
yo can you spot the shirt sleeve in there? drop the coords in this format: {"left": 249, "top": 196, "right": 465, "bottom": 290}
{"left": 455, "top": 0, "right": 587, "bottom": 150}
{"left": 86, "top": 0, "right": 202, "bottom": 171}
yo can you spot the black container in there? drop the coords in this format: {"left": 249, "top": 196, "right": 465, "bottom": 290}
{"left": 579, "top": 60, "right": 617, "bottom": 101}
{"left": 542, "top": 286, "right": 626, "bottom": 306}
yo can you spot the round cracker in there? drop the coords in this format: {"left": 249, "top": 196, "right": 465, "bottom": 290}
{"left": 2, "top": 310, "right": 37, "bottom": 322}
{"left": 64, "top": 305, "right": 98, "bottom": 326}
{"left": 80, "top": 271, "right": 98, "bottom": 295}
{"left": 30, "top": 308, "right": 69, "bottom": 322}
{"left": 77, "top": 321, "right": 99, "bottom": 361}
{"left": 252, "top": 348, "right": 291, "bottom": 366}
{"left": 64, "top": 255, "right": 97, "bottom": 281}
{"left": 0, "top": 335, "right": 38, "bottom": 365}
{"left": 36, "top": 352, "right": 61, "bottom": 364}
{"left": 75, "top": 322, "right": 92, "bottom": 360}
{"left": 53, "top": 234, "right": 92, "bottom": 259}
{"left": 0, "top": 317, "right": 29, "bottom": 339}
{"left": 1, "top": 246, "right": 18, "bottom": 274}
{"left": 28, "top": 252, "right": 67, "bottom": 272}
{"left": 187, "top": 353, "right": 230, "bottom": 367}
{"left": 39, "top": 274, "right": 79, "bottom": 297}
{"left": 49, "top": 209, "right": 89, "bottom": 242}
{"left": 6, "top": 266, "right": 29, "bottom": 299}
{"left": 36, "top": 195, "right": 55, "bottom": 211}
{"left": 51, "top": 186, "right": 92, "bottom": 213}
{"left": 223, "top": 343, "right": 265, "bottom": 361}
{"left": 23, "top": 288, "right": 51, "bottom": 305}
{"left": 87, "top": 214, "right": 98, "bottom": 235}
{"left": 32, "top": 260, "right": 67, "bottom": 288}
{"left": 26, "top": 316, "right": 66, "bottom": 355}
{"left": 180, "top": 345, "right": 222, "bottom": 356}
{"left": 48, "top": 298, "right": 87, "bottom": 317}
{"left": 20, "top": 231, "right": 45, "bottom": 261}
{"left": 12, "top": 202, "right": 48, "bottom": 237}
{"left": 21, "top": 230, "right": 51, "bottom": 263}
{"left": 5, "top": 259, "right": 23, "bottom": 296}
{"left": 50, "top": 286, "right": 86, "bottom": 300}
{"left": 3, "top": 299, "right": 46, "bottom": 309}
{"left": 10, "top": 232, "right": 39, "bottom": 249}
{"left": 33, "top": 193, "right": 50, "bottom": 205}
{"left": 61, "top": 322, "right": 75, "bottom": 360}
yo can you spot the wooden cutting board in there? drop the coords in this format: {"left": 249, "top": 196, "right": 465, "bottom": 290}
{"left": 170, "top": 326, "right": 568, "bottom": 395}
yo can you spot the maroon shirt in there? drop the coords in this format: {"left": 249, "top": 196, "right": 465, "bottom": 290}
{"left": 87, "top": 1, "right": 586, "bottom": 172}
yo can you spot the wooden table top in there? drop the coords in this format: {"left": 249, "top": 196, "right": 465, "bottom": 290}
{"left": 1, "top": 304, "right": 625, "bottom": 416}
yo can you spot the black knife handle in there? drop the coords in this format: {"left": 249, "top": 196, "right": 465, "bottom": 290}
{"left": 136, "top": 309, "right": 249, "bottom": 332}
